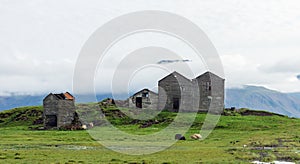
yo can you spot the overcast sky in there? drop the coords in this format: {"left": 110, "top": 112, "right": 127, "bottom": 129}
{"left": 1, "top": 0, "right": 300, "bottom": 95}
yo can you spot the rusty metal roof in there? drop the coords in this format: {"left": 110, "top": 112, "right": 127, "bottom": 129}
{"left": 63, "top": 92, "right": 74, "bottom": 100}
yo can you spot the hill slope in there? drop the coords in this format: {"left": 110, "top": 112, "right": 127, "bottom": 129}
{"left": 0, "top": 105, "right": 299, "bottom": 163}
{"left": 225, "top": 86, "right": 300, "bottom": 118}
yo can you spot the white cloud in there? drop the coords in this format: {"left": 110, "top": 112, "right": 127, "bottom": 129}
{"left": 259, "top": 59, "right": 300, "bottom": 74}
{"left": 1, "top": 0, "right": 300, "bottom": 94}
{"left": 221, "top": 53, "right": 300, "bottom": 92}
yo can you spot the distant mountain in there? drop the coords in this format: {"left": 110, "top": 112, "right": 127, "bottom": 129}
{"left": 0, "top": 94, "right": 46, "bottom": 111}
{"left": 225, "top": 86, "right": 300, "bottom": 118}
{"left": 0, "top": 93, "right": 116, "bottom": 111}
{"left": 288, "top": 92, "right": 300, "bottom": 100}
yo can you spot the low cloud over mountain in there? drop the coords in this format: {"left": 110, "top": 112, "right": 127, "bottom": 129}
{"left": 157, "top": 59, "right": 192, "bottom": 64}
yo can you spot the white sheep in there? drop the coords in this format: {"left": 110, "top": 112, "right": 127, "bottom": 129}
{"left": 88, "top": 122, "right": 94, "bottom": 128}
{"left": 82, "top": 125, "right": 87, "bottom": 130}
{"left": 190, "top": 134, "right": 202, "bottom": 140}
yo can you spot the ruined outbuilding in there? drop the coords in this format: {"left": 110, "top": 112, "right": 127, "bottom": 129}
{"left": 158, "top": 71, "right": 224, "bottom": 113}
{"left": 129, "top": 88, "right": 158, "bottom": 109}
{"left": 158, "top": 71, "right": 195, "bottom": 112}
{"left": 43, "top": 92, "right": 76, "bottom": 129}
{"left": 194, "top": 72, "right": 224, "bottom": 113}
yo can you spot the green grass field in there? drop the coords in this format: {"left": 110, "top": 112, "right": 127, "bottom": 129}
{"left": 0, "top": 104, "right": 300, "bottom": 163}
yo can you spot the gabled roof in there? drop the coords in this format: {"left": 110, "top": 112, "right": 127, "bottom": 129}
{"left": 44, "top": 92, "right": 75, "bottom": 101}
{"left": 158, "top": 71, "right": 192, "bottom": 83}
{"left": 131, "top": 88, "right": 157, "bottom": 97}
{"left": 53, "top": 93, "right": 65, "bottom": 99}
{"left": 195, "top": 71, "right": 224, "bottom": 80}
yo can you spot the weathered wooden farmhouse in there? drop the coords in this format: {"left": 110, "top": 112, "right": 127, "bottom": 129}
{"left": 43, "top": 92, "right": 76, "bottom": 129}
{"left": 129, "top": 88, "right": 158, "bottom": 109}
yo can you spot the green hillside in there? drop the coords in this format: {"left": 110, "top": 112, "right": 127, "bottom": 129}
{"left": 0, "top": 106, "right": 43, "bottom": 127}
{"left": 0, "top": 103, "right": 300, "bottom": 163}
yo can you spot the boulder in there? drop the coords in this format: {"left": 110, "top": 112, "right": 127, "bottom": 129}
{"left": 175, "top": 134, "right": 186, "bottom": 140}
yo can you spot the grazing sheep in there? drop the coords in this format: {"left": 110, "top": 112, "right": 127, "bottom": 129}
{"left": 82, "top": 125, "right": 87, "bottom": 130}
{"left": 88, "top": 122, "right": 94, "bottom": 129}
{"left": 190, "top": 134, "right": 202, "bottom": 140}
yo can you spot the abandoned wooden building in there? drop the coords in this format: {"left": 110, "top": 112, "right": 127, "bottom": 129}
{"left": 43, "top": 92, "right": 76, "bottom": 129}
{"left": 129, "top": 88, "right": 158, "bottom": 109}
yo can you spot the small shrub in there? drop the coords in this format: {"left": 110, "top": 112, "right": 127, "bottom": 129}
{"left": 0, "top": 155, "right": 7, "bottom": 159}
{"left": 111, "top": 158, "right": 121, "bottom": 162}
{"left": 14, "top": 156, "right": 23, "bottom": 159}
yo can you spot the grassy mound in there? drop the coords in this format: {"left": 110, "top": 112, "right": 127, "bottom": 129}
{"left": 0, "top": 106, "right": 43, "bottom": 127}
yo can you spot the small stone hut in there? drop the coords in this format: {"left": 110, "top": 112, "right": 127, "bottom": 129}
{"left": 129, "top": 89, "right": 158, "bottom": 109}
{"left": 43, "top": 92, "right": 76, "bottom": 129}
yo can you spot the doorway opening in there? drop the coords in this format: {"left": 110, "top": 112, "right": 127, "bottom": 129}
{"left": 136, "top": 97, "right": 142, "bottom": 108}
{"left": 45, "top": 115, "right": 57, "bottom": 127}
{"left": 173, "top": 98, "right": 180, "bottom": 111}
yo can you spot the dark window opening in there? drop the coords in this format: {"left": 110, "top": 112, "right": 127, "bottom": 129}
{"left": 205, "top": 82, "right": 211, "bottom": 91}
{"left": 136, "top": 97, "right": 142, "bottom": 108}
{"left": 142, "top": 92, "right": 149, "bottom": 98}
{"left": 173, "top": 98, "right": 180, "bottom": 111}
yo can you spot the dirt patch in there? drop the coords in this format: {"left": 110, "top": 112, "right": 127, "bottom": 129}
{"left": 139, "top": 119, "right": 160, "bottom": 128}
